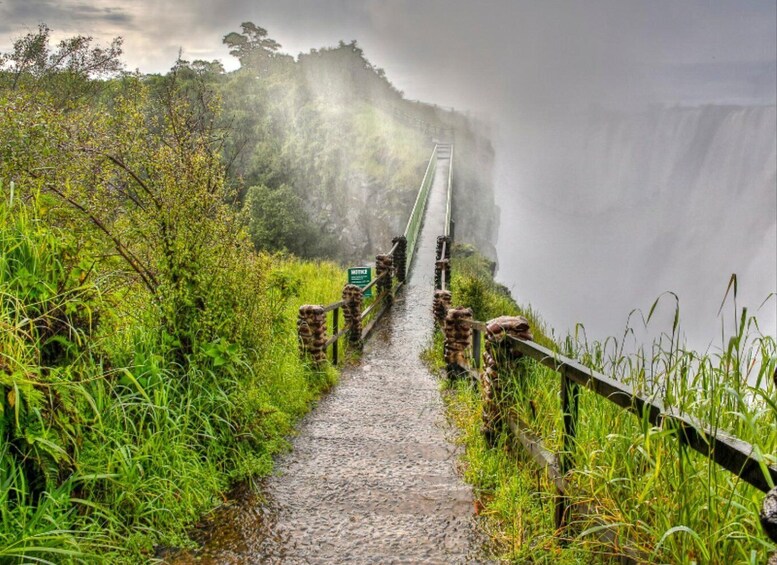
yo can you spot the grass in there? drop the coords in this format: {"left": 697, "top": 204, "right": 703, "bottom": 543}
{"left": 0, "top": 184, "right": 347, "bottom": 563}
{"left": 434, "top": 243, "right": 777, "bottom": 564}
{"left": 0, "top": 37, "right": 438, "bottom": 563}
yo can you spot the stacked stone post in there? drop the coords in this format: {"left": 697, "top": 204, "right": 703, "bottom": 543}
{"left": 433, "top": 289, "right": 452, "bottom": 326}
{"left": 297, "top": 305, "right": 327, "bottom": 365}
{"left": 342, "top": 284, "right": 363, "bottom": 347}
{"left": 482, "top": 316, "right": 533, "bottom": 446}
{"left": 762, "top": 488, "right": 777, "bottom": 564}
{"left": 443, "top": 306, "right": 473, "bottom": 379}
{"left": 375, "top": 254, "right": 393, "bottom": 304}
{"left": 392, "top": 236, "right": 407, "bottom": 283}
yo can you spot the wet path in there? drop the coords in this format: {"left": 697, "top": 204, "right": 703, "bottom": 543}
{"left": 169, "top": 154, "right": 483, "bottom": 563}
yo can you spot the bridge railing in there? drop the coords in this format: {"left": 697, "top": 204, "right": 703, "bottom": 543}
{"left": 433, "top": 256, "right": 777, "bottom": 561}
{"left": 444, "top": 144, "right": 454, "bottom": 239}
{"left": 297, "top": 143, "right": 440, "bottom": 366}
{"left": 431, "top": 144, "right": 454, "bottom": 318}
{"left": 403, "top": 145, "right": 438, "bottom": 276}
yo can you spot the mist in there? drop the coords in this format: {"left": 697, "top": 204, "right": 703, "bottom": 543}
{"left": 364, "top": 0, "right": 777, "bottom": 349}
{"left": 471, "top": 2, "right": 777, "bottom": 349}
{"left": 2, "top": 0, "right": 774, "bottom": 348}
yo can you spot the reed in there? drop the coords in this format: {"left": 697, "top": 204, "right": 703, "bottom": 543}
{"left": 438, "top": 245, "right": 776, "bottom": 564}
{"left": 0, "top": 184, "right": 345, "bottom": 562}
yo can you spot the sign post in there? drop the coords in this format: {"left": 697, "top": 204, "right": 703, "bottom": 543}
{"left": 348, "top": 267, "right": 372, "bottom": 297}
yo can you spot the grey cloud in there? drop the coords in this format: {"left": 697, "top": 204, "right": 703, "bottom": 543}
{"left": 0, "top": 0, "right": 136, "bottom": 37}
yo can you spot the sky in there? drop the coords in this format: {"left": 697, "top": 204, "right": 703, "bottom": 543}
{"left": 2, "top": 0, "right": 776, "bottom": 349}
{"left": 1, "top": 1, "right": 774, "bottom": 110}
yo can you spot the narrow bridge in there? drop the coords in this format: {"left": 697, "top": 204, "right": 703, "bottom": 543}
{"left": 171, "top": 141, "right": 777, "bottom": 564}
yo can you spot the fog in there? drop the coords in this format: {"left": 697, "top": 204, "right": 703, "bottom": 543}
{"left": 2, "top": 0, "right": 775, "bottom": 348}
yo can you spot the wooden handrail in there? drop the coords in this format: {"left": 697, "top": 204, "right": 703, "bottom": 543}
{"left": 324, "top": 326, "right": 350, "bottom": 348}
{"left": 461, "top": 319, "right": 487, "bottom": 332}
{"left": 362, "top": 303, "right": 389, "bottom": 340}
{"left": 508, "top": 336, "right": 777, "bottom": 493}
{"left": 446, "top": 307, "right": 776, "bottom": 558}
{"left": 459, "top": 317, "right": 777, "bottom": 494}
{"left": 361, "top": 291, "right": 388, "bottom": 320}
{"left": 322, "top": 300, "right": 345, "bottom": 313}
{"left": 362, "top": 270, "right": 388, "bottom": 294}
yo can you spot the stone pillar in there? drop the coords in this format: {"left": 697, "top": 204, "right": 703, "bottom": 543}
{"left": 761, "top": 487, "right": 777, "bottom": 565}
{"left": 443, "top": 306, "right": 473, "bottom": 379}
{"left": 342, "top": 284, "right": 363, "bottom": 347}
{"left": 433, "top": 289, "right": 452, "bottom": 326}
{"left": 375, "top": 253, "right": 393, "bottom": 304}
{"left": 482, "top": 316, "right": 533, "bottom": 446}
{"left": 392, "top": 236, "right": 407, "bottom": 283}
{"left": 297, "top": 305, "right": 327, "bottom": 365}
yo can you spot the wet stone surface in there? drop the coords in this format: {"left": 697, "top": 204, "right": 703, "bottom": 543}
{"left": 166, "top": 155, "right": 487, "bottom": 564}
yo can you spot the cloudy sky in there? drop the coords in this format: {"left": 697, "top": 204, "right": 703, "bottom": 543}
{"left": 2, "top": 1, "right": 774, "bottom": 109}
{"left": 2, "top": 0, "right": 776, "bottom": 348}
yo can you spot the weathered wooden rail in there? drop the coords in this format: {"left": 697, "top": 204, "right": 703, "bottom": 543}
{"left": 437, "top": 297, "right": 777, "bottom": 560}
{"left": 297, "top": 144, "right": 443, "bottom": 366}
{"left": 432, "top": 160, "right": 777, "bottom": 561}
{"left": 458, "top": 315, "right": 777, "bottom": 560}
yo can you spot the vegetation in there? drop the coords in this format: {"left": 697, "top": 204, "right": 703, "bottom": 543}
{"left": 436, "top": 244, "right": 777, "bottom": 564}
{"left": 166, "top": 24, "right": 436, "bottom": 261}
{"left": 0, "top": 20, "right": 455, "bottom": 563}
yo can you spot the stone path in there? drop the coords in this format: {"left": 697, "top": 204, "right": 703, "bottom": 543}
{"left": 168, "top": 153, "right": 485, "bottom": 564}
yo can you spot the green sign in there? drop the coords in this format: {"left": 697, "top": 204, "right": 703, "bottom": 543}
{"left": 348, "top": 267, "right": 372, "bottom": 297}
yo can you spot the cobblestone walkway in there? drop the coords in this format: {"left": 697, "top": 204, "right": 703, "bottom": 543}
{"left": 168, "top": 154, "right": 485, "bottom": 564}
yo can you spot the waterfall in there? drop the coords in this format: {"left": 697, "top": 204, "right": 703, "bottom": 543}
{"left": 496, "top": 104, "right": 777, "bottom": 349}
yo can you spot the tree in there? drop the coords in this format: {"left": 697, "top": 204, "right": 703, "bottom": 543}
{"left": 223, "top": 22, "right": 282, "bottom": 69}
{"left": 0, "top": 72, "right": 254, "bottom": 362}
{"left": 0, "top": 23, "right": 123, "bottom": 102}
{"left": 245, "top": 183, "right": 320, "bottom": 255}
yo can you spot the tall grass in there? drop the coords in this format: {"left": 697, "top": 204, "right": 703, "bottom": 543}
{"left": 0, "top": 184, "right": 345, "bottom": 562}
{"left": 438, "top": 244, "right": 777, "bottom": 564}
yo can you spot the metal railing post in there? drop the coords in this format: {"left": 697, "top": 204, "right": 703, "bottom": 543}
{"left": 473, "top": 328, "right": 482, "bottom": 370}
{"left": 556, "top": 368, "right": 580, "bottom": 532}
{"left": 332, "top": 306, "right": 339, "bottom": 365}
